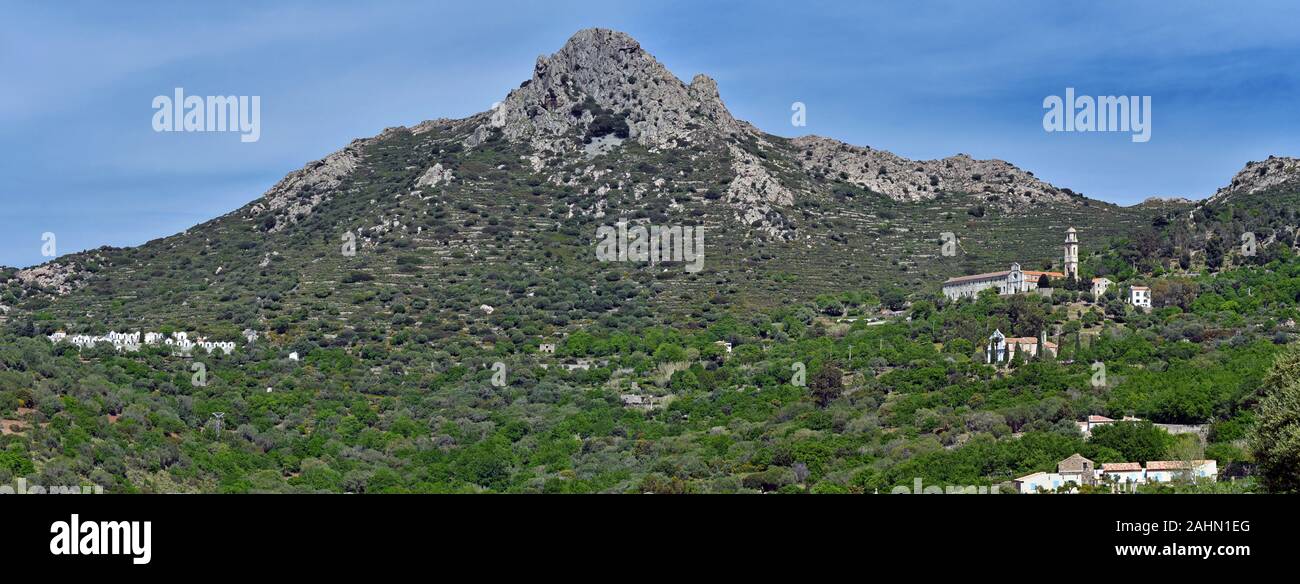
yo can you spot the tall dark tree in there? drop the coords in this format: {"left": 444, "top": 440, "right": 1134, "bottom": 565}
{"left": 809, "top": 363, "right": 844, "bottom": 407}
{"left": 1089, "top": 421, "right": 1172, "bottom": 462}
{"left": 1251, "top": 346, "right": 1300, "bottom": 493}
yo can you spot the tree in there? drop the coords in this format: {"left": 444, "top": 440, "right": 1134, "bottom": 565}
{"left": 1250, "top": 345, "right": 1300, "bottom": 492}
{"left": 1005, "top": 294, "right": 1047, "bottom": 337}
{"left": 1206, "top": 233, "right": 1226, "bottom": 270}
{"left": 809, "top": 363, "right": 844, "bottom": 407}
{"left": 878, "top": 286, "right": 908, "bottom": 311}
{"left": 1089, "top": 421, "right": 1172, "bottom": 462}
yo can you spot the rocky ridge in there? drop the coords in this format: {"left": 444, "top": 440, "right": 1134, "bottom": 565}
{"left": 1206, "top": 156, "right": 1300, "bottom": 205}
{"left": 790, "top": 136, "right": 1075, "bottom": 209}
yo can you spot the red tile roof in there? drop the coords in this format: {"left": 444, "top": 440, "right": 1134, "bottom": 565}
{"left": 943, "top": 270, "right": 1012, "bottom": 285}
{"left": 943, "top": 269, "right": 1064, "bottom": 285}
{"left": 1101, "top": 462, "right": 1142, "bottom": 472}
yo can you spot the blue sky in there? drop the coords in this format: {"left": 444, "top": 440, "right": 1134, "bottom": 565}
{"left": 2, "top": 0, "right": 1298, "bottom": 267}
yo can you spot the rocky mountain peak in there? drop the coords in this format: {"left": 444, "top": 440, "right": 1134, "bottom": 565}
{"left": 476, "top": 28, "right": 747, "bottom": 156}
{"left": 1207, "top": 155, "right": 1300, "bottom": 204}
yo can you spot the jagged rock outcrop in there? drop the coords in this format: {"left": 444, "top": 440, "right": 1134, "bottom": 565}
{"left": 726, "top": 143, "right": 795, "bottom": 236}
{"left": 415, "top": 163, "right": 454, "bottom": 189}
{"left": 1139, "top": 196, "right": 1194, "bottom": 206}
{"left": 479, "top": 28, "right": 751, "bottom": 156}
{"left": 15, "top": 262, "right": 86, "bottom": 295}
{"left": 1207, "top": 156, "right": 1300, "bottom": 204}
{"left": 246, "top": 135, "right": 386, "bottom": 232}
{"left": 790, "top": 136, "right": 1073, "bottom": 209}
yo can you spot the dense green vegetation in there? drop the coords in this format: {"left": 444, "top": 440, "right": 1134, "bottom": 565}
{"left": 1, "top": 107, "right": 1297, "bottom": 494}
{"left": 3, "top": 246, "right": 1298, "bottom": 492}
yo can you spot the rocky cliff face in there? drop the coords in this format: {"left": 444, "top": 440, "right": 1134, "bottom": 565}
{"left": 1207, "top": 156, "right": 1300, "bottom": 205}
{"left": 14, "top": 261, "right": 89, "bottom": 295}
{"left": 790, "top": 136, "right": 1075, "bottom": 208}
{"left": 245, "top": 136, "right": 374, "bottom": 232}
{"left": 475, "top": 28, "right": 752, "bottom": 157}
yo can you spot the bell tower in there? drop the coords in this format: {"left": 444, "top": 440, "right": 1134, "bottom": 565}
{"left": 1064, "top": 227, "right": 1079, "bottom": 280}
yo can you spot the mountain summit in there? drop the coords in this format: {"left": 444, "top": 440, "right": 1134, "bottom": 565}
{"left": 477, "top": 28, "right": 751, "bottom": 156}
{"left": 3, "top": 28, "right": 1224, "bottom": 325}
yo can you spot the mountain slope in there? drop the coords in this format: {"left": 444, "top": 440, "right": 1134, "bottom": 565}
{"left": 5, "top": 28, "right": 1156, "bottom": 336}
{"left": 3, "top": 28, "right": 1298, "bottom": 495}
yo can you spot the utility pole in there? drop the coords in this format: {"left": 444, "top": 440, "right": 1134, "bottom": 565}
{"left": 211, "top": 412, "right": 225, "bottom": 437}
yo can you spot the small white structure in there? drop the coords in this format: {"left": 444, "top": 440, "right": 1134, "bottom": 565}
{"left": 986, "top": 330, "right": 1057, "bottom": 364}
{"left": 1145, "top": 460, "right": 1217, "bottom": 483}
{"left": 1091, "top": 277, "right": 1113, "bottom": 299}
{"left": 538, "top": 343, "right": 556, "bottom": 354}
{"left": 289, "top": 352, "right": 299, "bottom": 361}
{"left": 479, "top": 304, "right": 495, "bottom": 315}
{"left": 714, "top": 340, "right": 733, "bottom": 354}
{"left": 1011, "top": 472, "right": 1058, "bottom": 493}
{"left": 1130, "top": 285, "right": 1152, "bottom": 309}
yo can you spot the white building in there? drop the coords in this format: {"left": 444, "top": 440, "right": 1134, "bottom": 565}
{"left": 1130, "top": 285, "right": 1152, "bottom": 309}
{"left": 1091, "top": 277, "right": 1113, "bottom": 299}
{"left": 986, "top": 330, "right": 1057, "bottom": 364}
{"left": 941, "top": 226, "right": 1078, "bottom": 300}
{"left": 1145, "top": 460, "right": 1217, "bottom": 484}
{"left": 1011, "top": 471, "right": 1060, "bottom": 494}
{"left": 943, "top": 263, "right": 1064, "bottom": 300}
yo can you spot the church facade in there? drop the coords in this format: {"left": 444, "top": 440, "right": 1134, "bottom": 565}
{"left": 941, "top": 227, "right": 1077, "bottom": 301}
{"left": 985, "top": 329, "right": 1058, "bottom": 364}
{"left": 941, "top": 263, "right": 1063, "bottom": 300}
